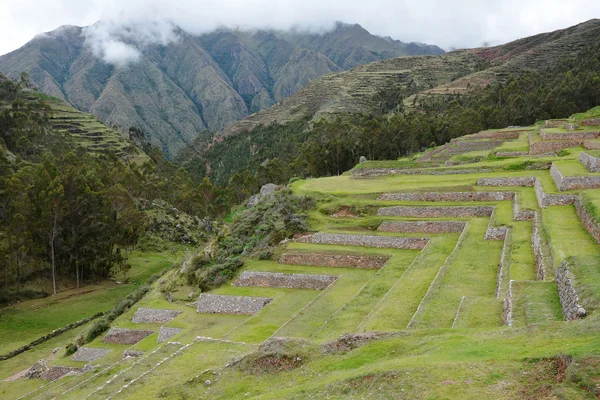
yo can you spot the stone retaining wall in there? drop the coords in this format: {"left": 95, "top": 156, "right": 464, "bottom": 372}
{"left": 378, "top": 221, "right": 466, "bottom": 233}
{"left": 543, "top": 119, "right": 569, "bottom": 128}
{"left": 581, "top": 118, "right": 600, "bottom": 126}
{"left": 530, "top": 140, "right": 584, "bottom": 154}
{"left": 540, "top": 129, "right": 599, "bottom": 141}
{"left": 503, "top": 280, "right": 514, "bottom": 326}
{"left": 454, "top": 131, "right": 522, "bottom": 140}
{"left": 534, "top": 177, "right": 577, "bottom": 207}
{"left": 278, "top": 253, "right": 388, "bottom": 269}
{"left": 102, "top": 328, "right": 154, "bottom": 345}
{"left": 351, "top": 168, "right": 491, "bottom": 178}
{"left": 158, "top": 327, "right": 182, "bottom": 343}
{"left": 556, "top": 260, "right": 587, "bottom": 320}
{"left": 132, "top": 308, "right": 183, "bottom": 324}
{"left": 496, "top": 151, "right": 529, "bottom": 157}
{"left": 378, "top": 192, "right": 513, "bottom": 202}
{"left": 574, "top": 197, "right": 600, "bottom": 245}
{"left": 496, "top": 229, "right": 511, "bottom": 298}
{"left": 584, "top": 140, "right": 600, "bottom": 150}
{"left": 377, "top": 205, "right": 494, "bottom": 218}
{"left": 550, "top": 163, "right": 600, "bottom": 191}
{"left": 513, "top": 192, "right": 535, "bottom": 220}
{"left": 579, "top": 151, "right": 600, "bottom": 172}
{"left": 310, "top": 232, "right": 429, "bottom": 249}
{"left": 196, "top": 294, "right": 273, "bottom": 315}
{"left": 477, "top": 177, "right": 535, "bottom": 186}
{"left": 71, "top": 347, "right": 111, "bottom": 362}
{"left": 234, "top": 271, "right": 337, "bottom": 290}
{"left": 532, "top": 214, "right": 548, "bottom": 280}
{"left": 485, "top": 226, "right": 508, "bottom": 241}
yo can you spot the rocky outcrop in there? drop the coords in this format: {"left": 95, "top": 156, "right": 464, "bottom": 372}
{"left": 234, "top": 271, "right": 337, "bottom": 290}
{"left": 556, "top": 260, "right": 587, "bottom": 320}
{"left": 377, "top": 205, "right": 494, "bottom": 218}
{"left": 278, "top": 252, "right": 388, "bottom": 269}
{"left": 196, "top": 294, "right": 273, "bottom": 315}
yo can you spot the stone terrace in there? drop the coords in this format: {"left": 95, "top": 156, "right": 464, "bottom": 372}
{"left": 102, "top": 328, "right": 154, "bottom": 345}
{"left": 71, "top": 347, "right": 111, "bottom": 362}
{"left": 377, "top": 205, "right": 494, "bottom": 218}
{"left": 234, "top": 271, "right": 337, "bottom": 290}
{"left": 132, "top": 307, "right": 183, "bottom": 324}
{"left": 196, "top": 294, "right": 273, "bottom": 315}
{"left": 308, "top": 232, "right": 429, "bottom": 249}
{"left": 278, "top": 252, "right": 389, "bottom": 269}
{"left": 378, "top": 221, "right": 466, "bottom": 233}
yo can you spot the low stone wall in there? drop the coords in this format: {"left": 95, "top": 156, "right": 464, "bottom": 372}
{"left": 351, "top": 168, "right": 491, "bottom": 178}
{"left": 579, "top": 151, "right": 600, "bottom": 172}
{"left": 477, "top": 177, "right": 535, "bottom": 186}
{"left": 158, "top": 327, "right": 182, "bottom": 343}
{"left": 278, "top": 252, "right": 388, "bottom": 269}
{"left": 564, "top": 123, "right": 578, "bottom": 131}
{"left": 378, "top": 192, "right": 513, "bottom": 202}
{"left": 496, "top": 151, "right": 529, "bottom": 157}
{"left": 581, "top": 118, "right": 600, "bottom": 126}
{"left": 543, "top": 119, "right": 569, "bottom": 128}
{"left": 71, "top": 347, "right": 111, "bottom": 362}
{"left": 0, "top": 311, "right": 105, "bottom": 361}
{"left": 513, "top": 192, "right": 535, "bottom": 220}
{"left": 132, "top": 308, "right": 183, "bottom": 324}
{"left": 196, "top": 294, "right": 273, "bottom": 315}
{"left": 378, "top": 221, "right": 466, "bottom": 233}
{"left": 234, "top": 271, "right": 337, "bottom": 290}
{"left": 540, "top": 129, "right": 599, "bottom": 141}
{"left": 556, "top": 260, "right": 587, "bottom": 320}
{"left": 310, "top": 232, "right": 429, "bottom": 249}
{"left": 550, "top": 163, "right": 600, "bottom": 191}
{"left": 530, "top": 140, "right": 584, "bottom": 155}
{"left": 532, "top": 214, "right": 548, "bottom": 280}
{"left": 496, "top": 229, "right": 511, "bottom": 298}
{"left": 503, "top": 280, "right": 514, "bottom": 326}
{"left": 485, "top": 226, "right": 508, "bottom": 241}
{"left": 377, "top": 205, "right": 494, "bottom": 218}
{"left": 123, "top": 350, "right": 144, "bottom": 358}
{"left": 584, "top": 140, "right": 600, "bottom": 150}
{"left": 534, "top": 177, "right": 577, "bottom": 207}
{"left": 102, "top": 328, "right": 154, "bottom": 345}
{"left": 574, "top": 197, "right": 600, "bottom": 245}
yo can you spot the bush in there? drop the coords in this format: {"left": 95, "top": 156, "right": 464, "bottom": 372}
{"left": 84, "top": 319, "right": 110, "bottom": 343}
{"left": 187, "top": 188, "right": 314, "bottom": 290}
{"left": 65, "top": 343, "right": 78, "bottom": 357}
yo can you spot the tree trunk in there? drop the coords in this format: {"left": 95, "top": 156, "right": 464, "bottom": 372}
{"left": 50, "top": 211, "right": 57, "bottom": 295}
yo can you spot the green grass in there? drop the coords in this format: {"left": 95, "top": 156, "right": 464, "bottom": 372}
{"left": 510, "top": 281, "right": 563, "bottom": 327}
{"left": 452, "top": 297, "right": 504, "bottom": 328}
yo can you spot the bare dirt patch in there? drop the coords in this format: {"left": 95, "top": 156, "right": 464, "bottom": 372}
{"left": 331, "top": 206, "right": 359, "bottom": 218}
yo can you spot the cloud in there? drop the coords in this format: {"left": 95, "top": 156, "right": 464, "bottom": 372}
{"left": 1, "top": 0, "right": 599, "bottom": 58}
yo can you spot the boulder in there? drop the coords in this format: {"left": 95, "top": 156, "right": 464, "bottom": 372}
{"left": 260, "top": 183, "right": 279, "bottom": 197}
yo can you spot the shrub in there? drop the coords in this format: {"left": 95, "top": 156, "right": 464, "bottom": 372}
{"left": 84, "top": 319, "right": 110, "bottom": 343}
{"left": 65, "top": 343, "right": 78, "bottom": 357}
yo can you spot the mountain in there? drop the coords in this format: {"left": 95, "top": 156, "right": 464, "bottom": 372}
{"left": 0, "top": 22, "right": 444, "bottom": 158}
{"left": 178, "top": 19, "right": 600, "bottom": 184}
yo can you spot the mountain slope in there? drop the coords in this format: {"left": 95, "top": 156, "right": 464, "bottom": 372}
{"left": 0, "top": 23, "right": 443, "bottom": 158}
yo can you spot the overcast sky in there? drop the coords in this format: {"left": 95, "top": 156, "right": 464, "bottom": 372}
{"left": 2, "top": 0, "right": 599, "bottom": 57}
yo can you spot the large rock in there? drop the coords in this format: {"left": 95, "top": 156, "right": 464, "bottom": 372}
{"left": 260, "top": 183, "right": 279, "bottom": 197}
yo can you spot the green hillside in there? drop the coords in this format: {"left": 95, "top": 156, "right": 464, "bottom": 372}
{"left": 3, "top": 109, "right": 600, "bottom": 398}
{"left": 0, "top": 23, "right": 443, "bottom": 158}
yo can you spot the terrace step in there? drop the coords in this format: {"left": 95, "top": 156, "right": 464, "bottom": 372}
{"left": 278, "top": 252, "right": 388, "bottom": 269}
{"left": 509, "top": 281, "right": 563, "bottom": 327}
{"left": 304, "top": 232, "right": 429, "bottom": 249}
{"left": 233, "top": 271, "right": 337, "bottom": 290}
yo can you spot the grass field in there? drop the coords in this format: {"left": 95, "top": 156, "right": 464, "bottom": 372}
{"left": 4, "top": 119, "right": 600, "bottom": 399}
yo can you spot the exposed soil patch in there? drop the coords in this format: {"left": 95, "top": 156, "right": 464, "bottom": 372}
{"left": 331, "top": 206, "right": 359, "bottom": 218}
{"left": 322, "top": 332, "right": 398, "bottom": 353}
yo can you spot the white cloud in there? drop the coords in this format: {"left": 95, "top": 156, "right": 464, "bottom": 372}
{"left": 0, "top": 0, "right": 599, "bottom": 58}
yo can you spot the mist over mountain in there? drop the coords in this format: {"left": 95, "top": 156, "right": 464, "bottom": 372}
{"left": 0, "top": 21, "right": 443, "bottom": 157}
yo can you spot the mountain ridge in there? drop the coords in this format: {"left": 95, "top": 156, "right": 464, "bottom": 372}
{"left": 0, "top": 22, "right": 444, "bottom": 158}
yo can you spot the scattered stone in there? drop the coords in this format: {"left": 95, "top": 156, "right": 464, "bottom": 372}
{"left": 102, "top": 328, "right": 154, "bottom": 345}
{"left": 196, "top": 294, "right": 273, "bottom": 315}
{"left": 132, "top": 307, "right": 183, "bottom": 324}
{"left": 70, "top": 347, "right": 110, "bottom": 362}
{"left": 158, "top": 327, "right": 183, "bottom": 343}
{"left": 123, "top": 350, "right": 144, "bottom": 358}
{"left": 234, "top": 271, "right": 337, "bottom": 290}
